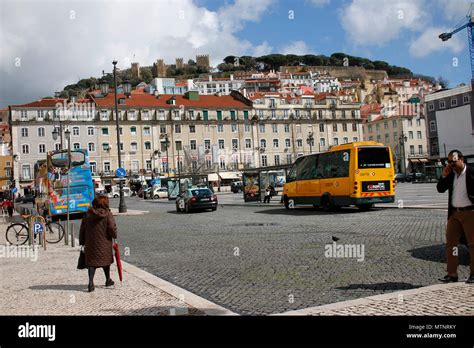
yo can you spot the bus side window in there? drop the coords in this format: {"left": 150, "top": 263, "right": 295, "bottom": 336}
{"left": 287, "top": 164, "right": 297, "bottom": 183}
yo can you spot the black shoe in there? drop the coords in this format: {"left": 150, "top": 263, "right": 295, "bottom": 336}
{"left": 105, "top": 279, "right": 115, "bottom": 287}
{"left": 438, "top": 275, "right": 458, "bottom": 283}
{"left": 466, "top": 274, "right": 474, "bottom": 284}
{"left": 88, "top": 284, "right": 95, "bottom": 292}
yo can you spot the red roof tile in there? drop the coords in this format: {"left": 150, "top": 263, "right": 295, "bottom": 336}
{"left": 93, "top": 93, "right": 251, "bottom": 109}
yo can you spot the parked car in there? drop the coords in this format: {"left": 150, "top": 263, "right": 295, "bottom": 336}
{"left": 394, "top": 173, "right": 410, "bottom": 183}
{"left": 176, "top": 187, "right": 218, "bottom": 213}
{"left": 16, "top": 193, "right": 35, "bottom": 204}
{"left": 231, "top": 181, "right": 243, "bottom": 193}
{"left": 153, "top": 187, "right": 168, "bottom": 199}
{"left": 109, "top": 186, "right": 131, "bottom": 198}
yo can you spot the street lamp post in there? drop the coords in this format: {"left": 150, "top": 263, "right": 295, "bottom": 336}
{"left": 113, "top": 60, "right": 127, "bottom": 213}
{"left": 150, "top": 150, "right": 160, "bottom": 200}
{"left": 160, "top": 134, "right": 170, "bottom": 178}
{"left": 52, "top": 122, "right": 64, "bottom": 150}
{"left": 306, "top": 132, "right": 314, "bottom": 154}
{"left": 399, "top": 132, "right": 408, "bottom": 175}
{"left": 64, "top": 128, "right": 73, "bottom": 246}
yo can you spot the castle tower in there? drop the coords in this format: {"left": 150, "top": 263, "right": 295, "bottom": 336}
{"left": 176, "top": 58, "right": 184, "bottom": 69}
{"left": 196, "top": 54, "right": 210, "bottom": 68}
{"left": 131, "top": 62, "right": 141, "bottom": 78}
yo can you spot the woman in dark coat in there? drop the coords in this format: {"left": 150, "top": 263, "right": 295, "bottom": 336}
{"left": 79, "top": 195, "right": 117, "bottom": 292}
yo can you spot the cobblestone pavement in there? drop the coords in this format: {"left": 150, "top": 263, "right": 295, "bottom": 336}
{"left": 102, "top": 197, "right": 471, "bottom": 315}
{"left": 0, "top": 221, "right": 207, "bottom": 316}
{"left": 278, "top": 282, "right": 474, "bottom": 315}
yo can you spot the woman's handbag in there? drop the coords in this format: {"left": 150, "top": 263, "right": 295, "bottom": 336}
{"left": 77, "top": 246, "right": 86, "bottom": 270}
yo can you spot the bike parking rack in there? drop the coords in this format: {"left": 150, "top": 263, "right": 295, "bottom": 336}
{"left": 26, "top": 215, "right": 46, "bottom": 251}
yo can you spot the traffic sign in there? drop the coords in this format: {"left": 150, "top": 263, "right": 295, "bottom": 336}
{"left": 116, "top": 167, "right": 126, "bottom": 178}
{"left": 33, "top": 222, "right": 44, "bottom": 234}
{"left": 11, "top": 187, "right": 17, "bottom": 193}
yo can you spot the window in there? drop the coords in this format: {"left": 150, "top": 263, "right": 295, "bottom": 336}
{"left": 102, "top": 127, "right": 109, "bottom": 135}
{"left": 189, "top": 125, "right": 196, "bottom": 133}
{"left": 418, "top": 145, "right": 423, "bottom": 155}
{"left": 357, "top": 147, "right": 389, "bottom": 169}
{"left": 333, "top": 138, "right": 339, "bottom": 146}
{"left": 284, "top": 124, "right": 290, "bottom": 133}
{"left": 73, "top": 143, "right": 80, "bottom": 150}
{"left": 428, "top": 103, "right": 434, "bottom": 111}
{"left": 38, "top": 127, "right": 45, "bottom": 137}
{"left": 464, "top": 95, "right": 470, "bottom": 104}
{"left": 146, "top": 160, "right": 152, "bottom": 171}
{"left": 352, "top": 123, "right": 357, "bottom": 131}
{"left": 320, "top": 138, "right": 325, "bottom": 147}
{"left": 272, "top": 124, "right": 278, "bottom": 133}
{"left": 217, "top": 123, "right": 224, "bottom": 132}
{"left": 104, "top": 162, "right": 111, "bottom": 173}
{"left": 189, "top": 110, "right": 195, "bottom": 120}
{"left": 22, "top": 165, "right": 31, "bottom": 179}
{"left": 219, "top": 157, "right": 225, "bottom": 170}
{"left": 37, "top": 110, "right": 44, "bottom": 121}
{"left": 296, "top": 124, "right": 301, "bottom": 133}
{"left": 392, "top": 120, "right": 397, "bottom": 127}
{"left": 385, "top": 134, "right": 389, "bottom": 143}
{"left": 384, "top": 121, "right": 388, "bottom": 130}
{"left": 22, "top": 144, "right": 29, "bottom": 154}
{"left": 319, "top": 124, "right": 324, "bottom": 132}
{"left": 259, "top": 124, "right": 265, "bottom": 133}
{"left": 90, "top": 162, "right": 96, "bottom": 174}
{"left": 377, "top": 135, "right": 381, "bottom": 142}
{"left": 142, "top": 110, "right": 150, "bottom": 120}
{"left": 38, "top": 144, "right": 46, "bottom": 153}
{"left": 231, "top": 123, "right": 237, "bottom": 133}
{"left": 204, "top": 140, "right": 211, "bottom": 150}
{"left": 261, "top": 155, "right": 267, "bottom": 167}
{"left": 451, "top": 98, "right": 457, "bottom": 107}
{"left": 130, "top": 126, "right": 137, "bottom": 135}
{"left": 218, "top": 139, "right": 225, "bottom": 149}
{"left": 54, "top": 143, "right": 61, "bottom": 151}
{"left": 73, "top": 127, "right": 79, "bottom": 136}
{"left": 174, "top": 124, "right": 181, "bottom": 133}
{"left": 131, "top": 160, "right": 139, "bottom": 173}
{"left": 273, "top": 139, "right": 279, "bottom": 148}
{"left": 21, "top": 110, "right": 28, "bottom": 121}
{"left": 87, "top": 127, "right": 94, "bottom": 136}
{"left": 343, "top": 137, "right": 348, "bottom": 144}
{"left": 343, "top": 123, "right": 348, "bottom": 132}
{"left": 143, "top": 127, "right": 151, "bottom": 136}
{"left": 244, "top": 123, "right": 250, "bottom": 132}
{"left": 145, "top": 141, "right": 151, "bottom": 150}
{"left": 230, "top": 110, "right": 236, "bottom": 121}
{"left": 102, "top": 143, "right": 110, "bottom": 151}
{"left": 408, "top": 131, "right": 413, "bottom": 139}
{"left": 274, "top": 155, "right": 280, "bottom": 166}
{"left": 217, "top": 110, "right": 222, "bottom": 121}
{"left": 351, "top": 110, "right": 356, "bottom": 118}
{"left": 430, "top": 121, "right": 436, "bottom": 131}
{"left": 88, "top": 142, "right": 95, "bottom": 152}
{"left": 297, "top": 139, "right": 303, "bottom": 147}
{"left": 260, "top": 139, "right": 266, "bottom": 148}
{"left": 408, "top": 118, "right": 413, "bottom": 126}
{"left": 203, "top": 110, "right": 209, "bottom": 121}
{"left": 417, "top": 131, "right": 422, "bottom": 139}
{"left": 341, "top": 110, "right": 346, "bottom": 119}
{"left": 318, "top": 110, "right": 323, "bottom": 119}
{"left": 352, "top": 137, "right": 358, "bottom": 142}
{"left": 369, "top": 136, "right": 373, "bottom": 141}
{"left": 21, "top": 128, "right": 28, "bottom": 137}
{"left": 286, "top": 154, "right": 292, "bottom": 164}
{"left": 190, "top": 140, "right": 197, "bottom": 150}
{"left": 376, "top": 124, "right": 380, "bottom": 131}
{"left": 232, "top": 139, "right": 238, "bottom": 149}
{"left": 160, "top": 141, "right": 168, "bottom": 152}
{"left": 245, "top": 139, "right": 252, "bottom": 149}
{"left": 393, "top": 132, "right": 398, "bottom": 141}
{"left": 158, "top": 110, "right": 166, "bottom": 120}
{"left": 285, "top": 139, "right": 291, "bottom": 148}
{"left": 128, "top": 110, "right": 137, "bottom": 120}
{"left": 410, "top": 145, "right": 415, "bottom": 155}
{"left": 243, "top": 110, "right": 249, "bottom": 121}
{"left": 175, "top": 141, "right": 182, "bottom": 151}
{"left": 439, "top": 100, "right": 446, "bottom": 109}
{"left": 160, "top": 125, "right": 166, "bottom": 134}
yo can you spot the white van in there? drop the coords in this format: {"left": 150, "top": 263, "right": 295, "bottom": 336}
{"left": 108, "top": 186, "right": 131, "bottom": 198}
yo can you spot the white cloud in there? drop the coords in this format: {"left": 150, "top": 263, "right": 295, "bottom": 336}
{"left": 339, "top": 0, "right": 428, "bottom": 45}
{"left": 409, "top": 27, "right": 465, "bottom": 58}
{"left": 435, "top": 0, "right": 471, "bottom": 21}
{"left": 281, "top": 41, "right": 312, "bottom": 55}
{"left": 0, "top": 0, "right": 274, "bottom": 106}
{"left": 308, "top": 0, "right": 331, "bottom": 7}
{"left": 253, "top": 41, "right": 274, "bottom": 56}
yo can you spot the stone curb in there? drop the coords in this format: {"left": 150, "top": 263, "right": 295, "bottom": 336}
{"left": 71, "top": 238, "right": 237, "bottom": 316}
{"left": 273, "top": 282, "right": 464, "bottom": 316}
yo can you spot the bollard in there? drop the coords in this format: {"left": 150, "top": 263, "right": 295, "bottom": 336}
{"left": 63, "top": 220, "right": 69, "bottom": 245}
{"left": 71, "top": 223, "right": 75, "bottom": 247}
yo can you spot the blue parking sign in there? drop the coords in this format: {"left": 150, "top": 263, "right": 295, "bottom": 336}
{"left": 34, "top": 222, "right": 44, "bottom": 234}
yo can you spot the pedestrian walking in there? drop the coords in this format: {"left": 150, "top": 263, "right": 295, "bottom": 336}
{"left": 436, "top": 150, "right": 474, "bottom": 284}
{"left": 264, "top": 186, "right": 271, "bottom": 203}
{"left": 79, "top": 195, "right": 118, "bottom": 292}
{"left": 2, "top": 199, "right": 14, "bottom": 217}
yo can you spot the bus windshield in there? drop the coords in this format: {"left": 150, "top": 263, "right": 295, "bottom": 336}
{"left": 50, "top": 151, "right": 86, "bottom": 168}
{"left": 358, "top": 147, "right": 391, "bottom": 169}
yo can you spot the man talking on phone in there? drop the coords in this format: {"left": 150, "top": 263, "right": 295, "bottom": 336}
{"left": 437, "top": 150, "right": 474, "bottom": 283}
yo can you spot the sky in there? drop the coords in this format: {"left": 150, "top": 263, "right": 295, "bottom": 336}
{"left": 0, "top": 0, "right": 472, "bottom": 108}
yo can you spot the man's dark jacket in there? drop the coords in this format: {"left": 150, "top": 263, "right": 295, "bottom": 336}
{"left": 437, "top": 166, "right": 474, "bottom": 219}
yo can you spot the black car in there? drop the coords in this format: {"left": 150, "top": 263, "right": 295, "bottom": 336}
{"left": 394, "top": 173, "right": 410, "bottom": 183}
{"left": 231, "top": 181, "right": 243, "bottom": 193}
{"left": 176, "top": 188, "right": 218, "bottom": 213}
{"left": 16, "top": 194, "right": 35, "bottom": 204}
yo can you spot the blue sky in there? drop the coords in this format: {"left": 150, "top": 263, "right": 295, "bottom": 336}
{"left": 0, "top": 0, "right": 472, "bottom": 108}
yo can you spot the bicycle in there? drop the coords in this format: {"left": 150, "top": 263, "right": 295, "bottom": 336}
{"left": 5, "top": 215, "right": 65, "bottom": 246}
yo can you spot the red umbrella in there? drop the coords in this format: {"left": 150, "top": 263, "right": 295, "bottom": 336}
{"left": 113, "top": 240, "right": 123, "bottom": 283}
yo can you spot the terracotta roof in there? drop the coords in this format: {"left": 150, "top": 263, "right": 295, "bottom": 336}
{"left": 360, "top": 103, "right": 382, "bottom": 119}
{"left": 11, "top": 97, "right": 94, "bottom": 108}
{"left": 93, "top": 93, "right": 251, "bottom": 109}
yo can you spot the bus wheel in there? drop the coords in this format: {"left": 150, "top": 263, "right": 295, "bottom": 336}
{"left": 284, "top": 196, "right": 290, "bottom": 210}
{"left": 357, "top": 204, "right": 373, "bottom": 211}
{"left": 321, "top": 195, "right": 333, "bottom": 211}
